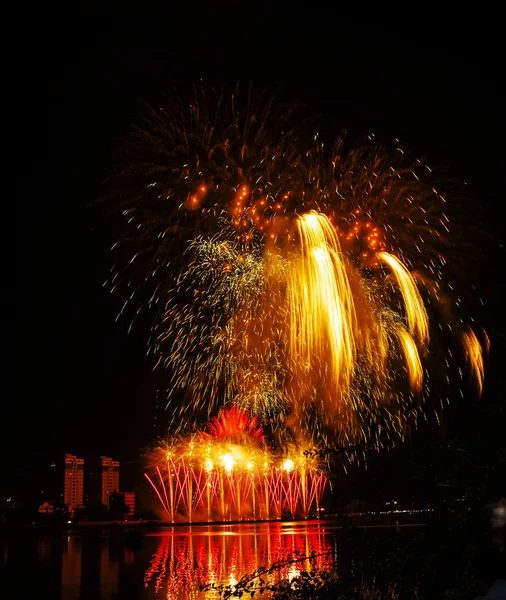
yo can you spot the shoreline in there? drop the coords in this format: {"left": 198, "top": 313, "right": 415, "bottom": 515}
{"left": 0, "top": 511, "right": 431, "bottom": 534}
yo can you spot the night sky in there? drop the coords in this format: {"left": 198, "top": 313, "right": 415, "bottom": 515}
{"left": 10, "top": 6, "right": 505, "bottom": 498}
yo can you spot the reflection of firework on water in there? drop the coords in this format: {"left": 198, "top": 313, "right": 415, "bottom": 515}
{"left": 145, "top": 407, "right": 327, "bottom": 522}
{"left": 104, "top": 88, "right": 488, "bottom": 449}
{"left": 143, "top": 523, "right": 333, "bottom": 598}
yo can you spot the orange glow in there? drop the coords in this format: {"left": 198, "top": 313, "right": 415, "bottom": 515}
{"left": 396, "top": 325, "right": 423, "bottom": 391}
{"left": 279, "top": 212, "right": 437, "bottom": 432}
{"left": 283, "top": 458, "right": 295, "bottom": 472}
{"left": 110, "top": 93, "right": 489, "bottom": 459}
{"left": 378, "top": 252, "right": 429, "bottom": 345}
{"left": 463, "top": 329, "right": 487, "bottom": 395}
{"left": 221, "top": 453, "right": 235, "bottom": 473}
{"left": 340, "top": 216, "right": 386, "bottom": 265}
{"left": 288, "top": 212, "right": 357, "bottom": 397}
{"left": 146, "top": 409, "right": 327, "bottom": 522}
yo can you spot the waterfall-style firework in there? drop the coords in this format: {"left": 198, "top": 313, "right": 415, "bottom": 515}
{"left": 102, "top": 86, "right": 487, "bottom": 452}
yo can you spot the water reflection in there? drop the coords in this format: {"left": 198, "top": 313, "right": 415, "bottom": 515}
{"left": 2, "top": 521, "right": 338, "bottom": 599}
{"left": 100, "top": 538, "right": 119, "bottom": 598}
{"left": 36, "top": 536, "right": 53, "bottom": 562}
{"left": 62, "top": 537, "right": 82, "bottom": 600}
{"left": 144, "top": 521, "right": 334, "bottom": 599}
{"left": 59, "top": 535, "right": 122, "bottom": 600}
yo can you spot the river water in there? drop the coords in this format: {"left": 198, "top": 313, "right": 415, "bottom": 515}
{"left": 0, "top": 520, "right": 422, "bottom": 599}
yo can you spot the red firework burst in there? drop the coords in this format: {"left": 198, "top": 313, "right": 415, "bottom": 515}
{"left": 200, "top": 406, "right": 266, "bottom": 445}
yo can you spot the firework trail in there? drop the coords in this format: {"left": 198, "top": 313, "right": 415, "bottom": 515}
{"left": 102, "top": 86, "right": 488, "bottom": 449}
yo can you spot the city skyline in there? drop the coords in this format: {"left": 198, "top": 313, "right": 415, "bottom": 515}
{"left": 100, "top": 456, "right": 120, "bottom": 508}
{"left": 31, "top": 452, "right": 138, "bottom": 518}
{"left": 64, "top": 454, "right": 84, "bottom": 512}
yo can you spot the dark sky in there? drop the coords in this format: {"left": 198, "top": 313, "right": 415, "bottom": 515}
{"left": 10, "top": 6, "right": 505, "bottom": 496}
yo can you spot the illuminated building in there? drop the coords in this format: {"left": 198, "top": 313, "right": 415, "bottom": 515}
{"left": 123, "top": 492, "right": 135, "bottom": 517}
{"left": 38, "top": 501, "right": 54, "bottom": 514}
{"left": 64, "top": 454, "right": 84, "bottom": 513}
{"left": 101, "top": 456, "right": 120, "bottom": 508}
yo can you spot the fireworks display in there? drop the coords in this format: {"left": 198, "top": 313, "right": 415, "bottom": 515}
{"left": 104, "top": 85, "right": 488, "bottom": 460}
{"left": 145, "top": 407, "right": 327, "bottom": 522}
